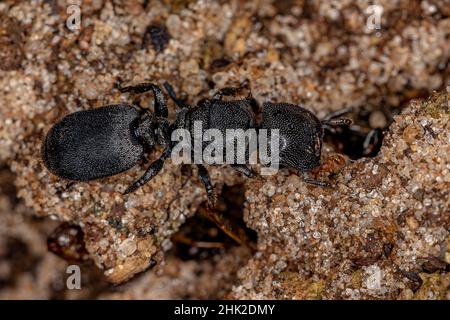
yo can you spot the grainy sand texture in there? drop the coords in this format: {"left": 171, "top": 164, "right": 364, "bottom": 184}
{"left": 0, "top": 0, "right": 448, "bottom": 299}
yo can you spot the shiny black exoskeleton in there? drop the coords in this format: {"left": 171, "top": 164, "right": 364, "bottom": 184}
{"left": 42, "top": 81, "right": 350, "bottom": 206}
{"left": 42, "top": 83, "right": 172, "bottom": 194}
{"left": 163, "top": 82, "right": 257, "bottom": 204}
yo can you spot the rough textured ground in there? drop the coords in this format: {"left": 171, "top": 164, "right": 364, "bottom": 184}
{"left": 232, "top": 91, "right": 449, "bottom": 299}
{"left": 0, "top": 0, "right": 449, "bottom": 299}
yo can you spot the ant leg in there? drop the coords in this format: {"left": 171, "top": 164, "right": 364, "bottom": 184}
{"left": 247, "top": 94, "right": 261, "bottom": 114}
{"left": 124, "top": 147, "right": 171, "bottom": 194}
{"left": 321, "top": 107, "right": 352, "bottom": 132}
{"left": 322, "top": 118, "right": 352, "bottom": 127}
{"left": 322, "top": 118, "right": 352, "bottom": 134}
{"left": 127, "top": 123, "right": 172, "bottom": 194}
{"left": 120, "top": 82, "right": 168, "bottom": 118}
{"left": 212, "top": 87, "right": 240, "bottom": 100}
{"left": 322, "top": 107, "right": 353, "bottom": 121}
{"left": 119, "top": 82, "right": 158, "bottom": 94}
{"left": 65, "top": 181, "right": 76, "bottom": 189}
{"left": 212, "top": 79, "right": 250, "bottom": 101}
{"left": 163, "top": 81, "right": 189, "bottom": 109}
{"left": 363, "top": 128, "right": 383, "bottom": 156}
{"left": 172, "top": 233, "right": 225, "bottom": 249}
{"left": 196, "top": 164, "right": 217, "bottom": 207}
{"left": 231, "top": 164, "right": 255, "bottom": 178}
{"left": 155, "top": 120, "right": 171, "bottom": 149}
{"left": 303, "top": 178, "right": 331, "bottom": 188}
{"left": 197, "top": 206, "right": 256, "bottom": 250}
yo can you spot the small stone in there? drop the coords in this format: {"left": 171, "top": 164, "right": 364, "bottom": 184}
{"left": 179, "top": 59, "right": 200, "bottom": 78}
{"left": 444, "top": 252, "right": 450, "bottom": 265}
{"left": 142, "top": 23, "right": 170, "bottom": 53}
{"left": 0, "top": 14, "right": 25, "bottom": 71}
{"left": 406, "top": 216, "right": 419, "bottom": 230}
{"left": 119, "top": 238, "right": 137, "bottom": 257}
{"left": 369, "top": 111, "right": 387, "bottom": 129}
{"left": 402, "top": 124, "right": 424, "bottom": 144}
{"left": 366, "top": 265, "right": 382, "bottom": 290}
{"left": 224, "top": 15, "right": 251, "bottom": 57}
